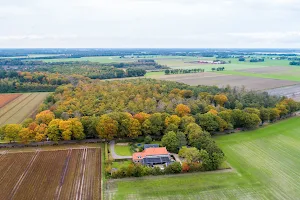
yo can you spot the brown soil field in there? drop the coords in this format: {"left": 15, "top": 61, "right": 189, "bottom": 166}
{"left": 0, "top": 92, "right": 49, "bottom": 126}
{"left": 237, "top": 66, "right": 290, "bottom": 74}
{"left": 0, "top": 94, "right": 21, "bottom": 108}
{"left": 266, "top": 84, "right": 300, "bottom": 101}
{"left": 158, "top": 72, "right": 298, "bottom": 91}
{"left": 0, "top": 148, "right": 101, "bottom": 200}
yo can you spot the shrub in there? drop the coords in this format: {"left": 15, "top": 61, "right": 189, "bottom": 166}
{"left": 189, "top": 162, "right": 203, "bottom": 172}
{"left": 165, "top": 162, "right": 182, "bottom": 174}
{"left": 144, "top": 135, "right": 152, "bottom": 144}
{"left": 151, "top": 166, "right": 164, "bottom": 176}
{"left": 182, "top": 162, "right": 190, "bottom": 173}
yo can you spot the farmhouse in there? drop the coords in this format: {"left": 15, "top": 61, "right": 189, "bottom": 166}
{"left": 132, "top": 147, "right": 171, "bottom": 166}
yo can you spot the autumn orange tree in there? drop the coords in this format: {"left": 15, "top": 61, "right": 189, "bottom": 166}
{"left": 175, "top": 104, "right": 191, "bottom": 117}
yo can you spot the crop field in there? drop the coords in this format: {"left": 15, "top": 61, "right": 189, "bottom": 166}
{"left": 157, "top": 72, "right": 299, "bottom": 91}
{"left": 38, "top": 56, "right": 135, "bottom": 63}
{"left": 0, "top": 92, "right": 49, "bottom": 126}
{"left": 0, "top": 94, "right": 21, "bottom": 108}
{"left": 109, "top": 117, "right": 300, "bottom": 200}
{"left": 0, "top": 148, "right": 101, "bottom": 200}
{"left": 266, "top": 84, "right": 300, "bottom": 101}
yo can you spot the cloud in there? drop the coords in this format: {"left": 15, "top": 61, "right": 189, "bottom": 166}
{"left": 0, "top": 0, "right": 299, "bottom": 47}
{"left": 0, "top": 35, "right": 78, "bottom": 41}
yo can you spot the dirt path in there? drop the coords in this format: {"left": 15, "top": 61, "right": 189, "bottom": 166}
{"left": 55, "top": 149, "right": 72, "bottom": 200}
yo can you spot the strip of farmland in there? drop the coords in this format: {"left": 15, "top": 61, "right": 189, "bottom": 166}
{"left": 0, "top": 92, "right": 49, "bottom": 126}
{"left": 0, "top": 148, "right": 101, "bottom": 200}
{"left": 0, "top": 94, "right": 21, "bottom": 108}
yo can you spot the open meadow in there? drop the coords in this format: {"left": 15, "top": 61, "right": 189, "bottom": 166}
{"left": 108, "top": 117, "right": 300, "bottom": 200}
{"left": 0, "top": 148, "right": 101, "bottom": 200}
{"left": 0, "top": 93, "right": 49, "bottom": 126}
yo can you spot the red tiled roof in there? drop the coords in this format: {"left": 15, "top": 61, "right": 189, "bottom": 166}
{"left": 133, "top": 147, "right": 169, "bottom": 160}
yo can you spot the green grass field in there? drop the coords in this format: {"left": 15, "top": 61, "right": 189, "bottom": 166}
{"left": 114, "top": 144, "right": 132, "bottom": 156}
{"left": 111, "top": 117, "right": 300, "bottom": 199}
{"left": 218, "top": 70, "right": 300, "bottom": 82}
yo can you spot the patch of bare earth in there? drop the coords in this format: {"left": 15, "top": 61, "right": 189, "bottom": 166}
{"left": 0, "top": 148, "right": 101, "bottom": 200}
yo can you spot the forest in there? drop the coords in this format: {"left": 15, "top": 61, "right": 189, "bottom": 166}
{"left": 0, "top": 59, "right": 163, "bottom": 92}
{"left": 1, "top": 78, "right": 299, "bottom": 173}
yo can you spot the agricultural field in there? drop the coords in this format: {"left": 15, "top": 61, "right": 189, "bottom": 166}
{"left": 0, "top": 92, "right": 49, "bottom": 126}
{"left": 0, "top": 148, "right": 101, "bottom": 200}
{"left": 266, "top": 84, "right": 300, "bottom": 101}
{"left": 108, "top": 117, "right": 300, "bottom": 200}
{"left": 0, "top": 94, "right": 21, "bottom": 108}
{"left": 157, "top": 72, "right": 299, "bottom": 91}
{"left": 38, "top": 56, "right": 135, "bottom": 63}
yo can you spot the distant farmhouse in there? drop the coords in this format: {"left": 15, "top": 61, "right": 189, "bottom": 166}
{"left": 132, "top": 147, "right": 171, "bottom": 167}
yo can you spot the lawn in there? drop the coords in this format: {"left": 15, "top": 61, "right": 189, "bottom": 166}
{"left": 112, "top": 161, "right": 132, "bottom": 169}
{"left": 114, "top": 144, "right": 132, "bottom": 156}
{"left": 110, "top": 117, "right": 300, "bottom": 199}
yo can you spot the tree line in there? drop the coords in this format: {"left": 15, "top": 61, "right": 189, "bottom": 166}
{"left": 165, "top": 68, "right": 204, "bottom": 75}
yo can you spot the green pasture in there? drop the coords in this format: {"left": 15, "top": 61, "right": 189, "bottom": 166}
{"left": 219, "top": 69, "right": 300, "bottom": 82}
{"left": 111, "top": 117, "right": 300, "bottom": 199}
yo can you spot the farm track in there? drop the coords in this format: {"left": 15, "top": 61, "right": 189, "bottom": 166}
{"left": 0, "top": 92, "right": 49, "bottom": 126}
{"left": 0, "top": 148, "right": 102, "bottom": 200}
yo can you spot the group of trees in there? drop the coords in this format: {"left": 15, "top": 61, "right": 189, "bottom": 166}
{"left": 290, "top": 61, "right": 300, "bottom": 66}
{"left": 41, "top": 79, "right": 284, "bottom": 120}
{"left": 0, "top": 110, "right": 85, "bottom": 143}
{"left": 165, "top": 68, "right": 204, "bottom": 75}
{"left": 211, "top": 67, "right": 225, "bottom": 71}
{"left": 250, "top": 58, "right": 265, "bottom": 62}
{"left": 0, "top": 71, "right": 71, "bottom": 93}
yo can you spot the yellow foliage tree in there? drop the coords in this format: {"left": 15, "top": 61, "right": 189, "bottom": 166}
{"left": 18, "top": 128, "right": 34, "bottom": 144}
{"left": 165, "top": 115, "right": 181, "bottom": 127}
{"left": 214, "top": 94, "right": 228, "bottom": 106}
{"left": 4, "top": 124, "right": 22, "bottom": 143}
{"left": 35, "top": 110, "right": 55, "bottom": 125}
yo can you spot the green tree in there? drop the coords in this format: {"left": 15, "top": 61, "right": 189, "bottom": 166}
{"left": 144, "top": 135, "right": 152, "bottom": 144}
{"left": 161, "top": 131, "right": 179, "bottom": 153}
{"left": 178, "top": 147, "right": 200, "bottom": 163}
{"left": 176, "top": 131, "right": 187, "bottom": 148}
{"left": 165, "top": 162, "right": 182, "bottom": 174}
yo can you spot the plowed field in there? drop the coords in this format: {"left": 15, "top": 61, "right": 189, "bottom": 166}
{"left": 0, "top": 148, "right": 101, "bottom": 200}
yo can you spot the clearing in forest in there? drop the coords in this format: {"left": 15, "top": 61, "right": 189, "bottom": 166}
{"left": 0, "top": 148, "right": 101, "bottom": 200}
{"left": 109, "top": 117, "right": 300, "bottom": 200}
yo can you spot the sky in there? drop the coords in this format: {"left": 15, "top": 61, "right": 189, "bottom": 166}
{"left": 1, "top": 0, "right": 300, "bottom": 48}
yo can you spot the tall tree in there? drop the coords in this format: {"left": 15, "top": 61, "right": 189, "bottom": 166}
{"left": 4, "top": 124, "right": 22, "bottom": 143}
{"left": 96, "top": 115, "right": 118, "bottom": 140}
